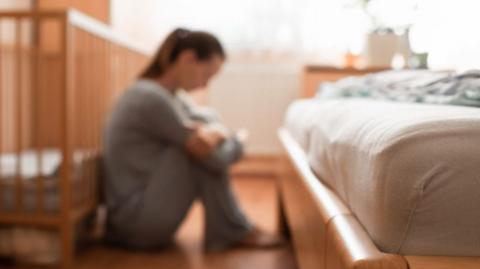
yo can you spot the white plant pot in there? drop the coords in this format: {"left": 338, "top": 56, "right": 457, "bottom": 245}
{"left": 363, "top": 32, "right": 410, "bottom": 68}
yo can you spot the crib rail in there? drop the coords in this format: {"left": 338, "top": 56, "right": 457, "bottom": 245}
{"left": 0, "top": 9, "right": 148, "bottom": 267}
{"left": 67, "top": 10, "right": 148, "bottom": 214}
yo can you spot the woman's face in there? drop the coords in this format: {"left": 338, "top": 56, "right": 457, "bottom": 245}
{"left": 178, "top": 51, "right": 224, "bottom": 91}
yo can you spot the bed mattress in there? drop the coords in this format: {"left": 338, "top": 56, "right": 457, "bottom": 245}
{"left": 284, "top": 98, "right": 480, "bottom": 256}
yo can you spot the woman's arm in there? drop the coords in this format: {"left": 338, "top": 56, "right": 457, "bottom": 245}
{"left": 139, "top": 88, "right": 243, "bottom": 171}
{"left": 200, "top": 136, "right": 244, "bottom": 173}
{"left": 190, "top": 124, "right": 245, "bottom": 173}
{"left": 138, "top": 88, "right": 223, "bottom": 159}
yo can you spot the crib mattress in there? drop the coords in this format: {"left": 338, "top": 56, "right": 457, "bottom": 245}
{"left": 284, "top": 98, "right": 480, "bottom": 256}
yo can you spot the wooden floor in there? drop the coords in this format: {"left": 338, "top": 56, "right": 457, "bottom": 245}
{"left": 9, "top": 176, "right": 297, "bottom": 269}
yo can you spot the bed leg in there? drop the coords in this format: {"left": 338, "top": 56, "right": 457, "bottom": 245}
{"left": 276, "top": 172, "right": 291, "bottom": 239}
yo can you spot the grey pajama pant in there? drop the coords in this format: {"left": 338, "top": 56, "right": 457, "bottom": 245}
{"left": 105, "top": 146, "right": 252, "bottom": 250}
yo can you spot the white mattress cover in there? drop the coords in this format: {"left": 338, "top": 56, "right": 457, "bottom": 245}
{"left": 285, "top": 98, "right": 480, "bottom": 256}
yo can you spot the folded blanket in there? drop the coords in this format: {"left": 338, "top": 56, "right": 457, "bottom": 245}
{"left": 317, "top": 69, "right": 480, "bottom": 107}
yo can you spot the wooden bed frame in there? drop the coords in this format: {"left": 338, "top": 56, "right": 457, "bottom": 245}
{"left": 277, "top": 128, "right": 480, "bottom": 269}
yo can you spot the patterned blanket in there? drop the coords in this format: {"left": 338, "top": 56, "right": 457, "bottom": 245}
{"left": 317, "top": 69, "right": 480, "bottom": 107}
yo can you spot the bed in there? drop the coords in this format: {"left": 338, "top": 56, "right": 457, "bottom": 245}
{"left": 278, "top": 69, "right": 480, "bottom": 269}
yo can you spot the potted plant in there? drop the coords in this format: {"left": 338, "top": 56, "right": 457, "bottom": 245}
{"left": 349, "top": 0, "right": 417, "bottom": 68}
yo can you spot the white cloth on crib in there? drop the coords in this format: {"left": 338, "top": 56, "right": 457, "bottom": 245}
{"left": 0, "top": 150, "right": 61, "bottom": 179}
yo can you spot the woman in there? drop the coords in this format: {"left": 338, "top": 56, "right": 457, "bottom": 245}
{"left": 103, "top": 28, "right": 284, "bottom": 250}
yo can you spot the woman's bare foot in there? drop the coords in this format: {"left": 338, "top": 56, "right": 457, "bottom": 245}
{"left": 236, "top": 227, "right": 286, "bottom": 249}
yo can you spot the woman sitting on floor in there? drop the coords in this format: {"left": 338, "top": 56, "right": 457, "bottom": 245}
{"left": 103, "top": 28, "right": 284, "bottom": 250}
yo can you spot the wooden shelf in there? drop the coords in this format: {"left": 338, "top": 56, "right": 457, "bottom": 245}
{"left": 300, "top": 65, "right": 389, "bottom": 98}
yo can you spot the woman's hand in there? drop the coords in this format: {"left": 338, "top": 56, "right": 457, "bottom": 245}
{"left": 235, "top": 128, "right": 249, "bottom": 143}
{"left": 185, "top": 125, "right": 226, "bottom": 159}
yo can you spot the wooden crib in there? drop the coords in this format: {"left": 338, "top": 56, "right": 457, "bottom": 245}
{"left": 0, "top": 9, "right": 148, "bottom": 268}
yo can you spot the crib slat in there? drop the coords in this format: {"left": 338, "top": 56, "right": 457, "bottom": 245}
{"left": 89, "top": 33, "right": 94, "bottom": 152}
{"left": 85, "top": 33, "right": 93, "bottom": 206}
{"left": 14, "top": 18, "right": 24, "bottom": 212}
{"left": 94, "top": 39, "right": 108, "bottom": 204}
{"left": 80, "top": 30, "right": 87, "bottom": 206}
{"left": 33, "top": 18, "right": 45, "bottom": 214}
{"left": 81, "top": 29, "right": 88, "bottom": 206}
{"left": 89, "top": 32, "right": 95, "bottom": 151}
{"left": 60, "top": 20, "right": 76, "bottom": 269}
{"left": 0, "top": 20, "right": 3, "bottom": 210}
{"left": 90, "top": 32, "right": 96, "bottom": 205}
{"left": 72, "top": 28, "right": 78, "bottom": 207}
{"left": 87, "top": 31, "right": 94, "bottom": 206}
{"left": 90, "top": 34, "right": 99, "bottom": 205}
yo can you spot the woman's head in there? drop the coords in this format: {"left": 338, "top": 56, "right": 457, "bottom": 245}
{"left": 141, "top": 28, "right": 226, "bottom": 91}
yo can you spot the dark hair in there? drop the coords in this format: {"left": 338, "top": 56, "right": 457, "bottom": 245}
{"left": 140, "top": 28, "right": 226, "bottom": 78}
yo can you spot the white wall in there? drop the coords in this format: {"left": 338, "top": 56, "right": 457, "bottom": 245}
{"left": 208, "top": 60, "right": 300, "bottom": 155}
{"left": 0, "top": 0, "right": 31, "bottom": 10}
{"left": 0, "top": 0, "right": 32, "bottom": 45}
{"left": 109, "top": 0, "right": 162, "bottom": 53}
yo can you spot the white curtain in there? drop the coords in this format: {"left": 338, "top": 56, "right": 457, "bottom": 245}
{"left": 409, "top": 0, "right": 480, "bottom": 70}
{"left": 0, "top": 0, "right": 31, "bottom": 10}
{"left": 112, "top": 0, "right": 370, "bottom": 63}
{"left": 112, "top": 0, "right": 480, "bottom": 69}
